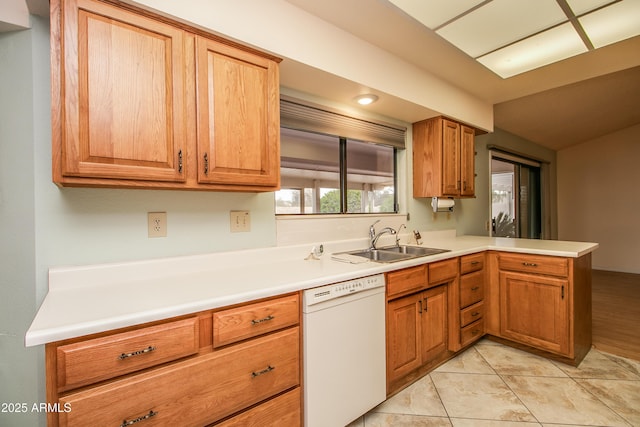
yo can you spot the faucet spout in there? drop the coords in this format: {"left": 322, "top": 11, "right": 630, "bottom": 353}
{"left": 370, "top": 227, "right": 396, "bottom": 250}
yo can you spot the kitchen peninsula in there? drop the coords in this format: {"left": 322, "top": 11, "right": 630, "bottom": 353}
{"left": 27, "top": 231, "right": 597, "bottom": 427}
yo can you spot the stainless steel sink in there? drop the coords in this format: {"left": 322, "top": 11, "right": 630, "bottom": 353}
{"left": 335, "top": 245, "right": 450, "bottom": 263}
{"left": 378, "top": 245, "right": 451, "bottom": 257}
{"left": 345, "top": 249, "right": 415, "bottom": 263}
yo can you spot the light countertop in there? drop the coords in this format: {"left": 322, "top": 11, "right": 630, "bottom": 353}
{"left": 25, "top": 233, "right": 598, "bottom": 347}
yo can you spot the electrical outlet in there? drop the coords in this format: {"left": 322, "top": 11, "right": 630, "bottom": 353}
{"left": 148, "top": 212, "right": 167, "bottom": 238}
{"left": 230, "top": 210, "right": 250, "bottom": 232}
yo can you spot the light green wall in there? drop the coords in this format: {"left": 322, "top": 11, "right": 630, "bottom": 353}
{"left": 1, "top": 17, "right": 44, "bottom": 427}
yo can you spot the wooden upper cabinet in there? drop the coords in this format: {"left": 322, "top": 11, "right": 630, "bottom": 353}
{"left": 54, "top": 0, "right": 187, "bottom": 183}
{"left": 195, "top": 36, "right": 280, "bottom": 188}
{"left": 51, "top": 0, "right": 281, "bottom": 190}
{"left": 413, "top": 117, "right": 476, "bottom": 198}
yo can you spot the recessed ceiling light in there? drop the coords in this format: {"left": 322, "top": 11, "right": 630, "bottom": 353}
{"left": 354, "top": 94, "right": 379, "bottom": 105}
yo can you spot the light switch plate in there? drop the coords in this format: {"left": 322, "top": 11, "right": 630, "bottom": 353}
{"left": 230, "top": 210, "right": 250, "bottom": 232}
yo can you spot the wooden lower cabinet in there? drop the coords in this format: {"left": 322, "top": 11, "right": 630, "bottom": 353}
{"left": 500, "top": 271, "right": 569, "bottom": 355}
{"left": 386, "top": 283, "right": 448, "bottom": 394}
{"left": 490, "top": 252, "right": 592, "bottom": 365}
{"left": 47, "top": 294, "right": 302, "bottom": 427}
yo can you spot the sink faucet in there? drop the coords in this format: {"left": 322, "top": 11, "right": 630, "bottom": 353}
{"left": 369, "top": 220, "right": 396, "bottom": 250}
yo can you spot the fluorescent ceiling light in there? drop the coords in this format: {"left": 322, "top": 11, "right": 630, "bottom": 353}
{"left": 565, "top": 0, "right": 615, "bottom": 15}
{"left": 436, "top": 0, "right": 566, "bottom": 58}
{"left": 387, "top": 0, "right": 485, "bottom": 29}
{"left": 477, "top": 23, "right": 588, "bottom": 78}
{"left": 579, "top": 0, "right": 640, "bottom": 48}
{"left": 389, "top": 0, "right": 638, "bottom": 79}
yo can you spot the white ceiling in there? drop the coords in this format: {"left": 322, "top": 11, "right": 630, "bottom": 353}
{"left": 283, "top": 0, "right": 640, "bottom": 150}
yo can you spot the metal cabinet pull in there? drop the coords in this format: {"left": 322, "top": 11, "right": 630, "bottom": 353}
{"left": 471, "top": 311, "right": 480, "bottom": 317}
{"left": 178, "top": 149, "right": 183, "bottom": 173}
{"left": 204, "top": 153, "right": 209, "bottom": 175}
{"left": 251, "top": 315, "right": 275, "bottom": 325}
{"left": 423, "top": 297, "right": 428, "bottom": 312}
{"left": 470, "top": 261, "right": 480, "bottom": 265}
{"left": 522, "top": 262, "right": 538, "bottom": 267}
{"left": 471, "top": 286, "right": 480, "bottom": 291}
{"left": 119, "top": 346, "right": 156, "bottom": 360}
{"left": 120, "top": 410, "right": 157, "bottom": 427}
{"left": 418, "top": 300, "right": 423, "bottom": 314}
{"left": 252, "top": 365, "right": 275, "bottom": 378}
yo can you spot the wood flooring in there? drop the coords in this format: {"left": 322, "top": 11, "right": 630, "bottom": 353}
{"left": 591, "top": 269, "right": 640, "bottom": 361}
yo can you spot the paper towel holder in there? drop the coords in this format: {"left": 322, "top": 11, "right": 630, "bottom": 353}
{"left": 432, "top": 197, "right": 455, "bottom": 213}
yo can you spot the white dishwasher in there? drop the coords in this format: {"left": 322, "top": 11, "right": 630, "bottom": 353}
{"left": 303, "top": 274, "right": 386, "bottom": 427}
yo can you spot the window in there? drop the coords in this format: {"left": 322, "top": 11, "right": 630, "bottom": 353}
{"left": 275, "top": 97, "right": 405, "bottom": 215}
{"left": 275, "top": 128, "right": 397, "bottom": 214}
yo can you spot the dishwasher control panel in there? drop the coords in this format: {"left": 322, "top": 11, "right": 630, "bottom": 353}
{"left": 304, "top": 274, "right": 386, "bottom": 307}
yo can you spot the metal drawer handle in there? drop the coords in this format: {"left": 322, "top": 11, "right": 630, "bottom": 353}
{"left": 119, "top": 346, "right": 156, "bottom": 360}
{"left": 252, "top": 365, "right": 275, "bottom": 378}
{"left": 471, "top": 311, "right": 480, "bottom": 317}
{"left": 471, "top": 286, "right": 480, "bottom": 291}
{"left": 121, "top": 410, "right": 157, "bottom": 427}
{"left": 470, "top": 261, "right": 480, "bottom": 265}
{"left": 522, "top": 262, "right": 538, "bottom": 267}
{"left": 251, "top": 315, "right": 275, "bottom": 325}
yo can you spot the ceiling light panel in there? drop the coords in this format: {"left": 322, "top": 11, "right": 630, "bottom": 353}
{"left": 579, "top": 0, "right": 640, "bottom": 48}
{"left": 565, "top": 0, "right": 617, "bottom": 16}
{"left": 436, "top": 0, "right": 567, "bottom": 58}
{"left": 387, "top": 0, "right": 485, "bottom": 29}
{"left": 477, "top": 22, "right": 588, "bottom": 78}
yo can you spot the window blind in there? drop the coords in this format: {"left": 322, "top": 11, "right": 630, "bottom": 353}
{"left": 280, "top": 96, "right": 406, "bottom": 149}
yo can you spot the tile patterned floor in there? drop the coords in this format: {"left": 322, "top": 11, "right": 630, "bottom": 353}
{"left": 347, "top": 339, "right": 640, "bottom": 427}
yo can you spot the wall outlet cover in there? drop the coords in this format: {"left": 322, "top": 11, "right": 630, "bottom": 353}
{"left": 148, "top": 212, "right": 167, "bottom": 238}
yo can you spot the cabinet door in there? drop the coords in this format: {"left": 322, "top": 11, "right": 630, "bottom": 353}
{"left": 386, "top": 294, "right": 421, "bottom": 383}
{"left": 57, "top": 0, "right": 186, "bottom": 182}
{"left": 441, "top": 118, "right": 460, "bottom": 196}
{"left": 420, "top": 286, "right": 448, "bottom": 362}
{"left": 500, "top": 271, "right": 570, "bottom": 355}
{"left": 460, "top": 125, "right": 475, "bottom": 196}
{"left": 196, "top": 36, "right": 280, "bottom": 188}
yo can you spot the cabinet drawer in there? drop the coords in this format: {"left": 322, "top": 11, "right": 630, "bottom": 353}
{"left": 460, "top": 270, "right": 484, "bottom": 308}
{"left": 56, "top": 317, "right": 199, "bottom": 391}
{"left": 460, "top": 253, "right": 484, "bottom": 275}
{"left": 460, "top": 319, "right": 484, "bottom": 347}
{"left": 499, "top": 253, "right": 569, "bottom": 277}
{"left": 214, "top": 388, "right": 301, "bottom": 427}
{"left": 429, "top": 258, "right": 458, "bottom": 285}
{"left": 386, "top": 265, "right": 427, "bottom": 299}
{"left": 58, "top": 327, "right": 300, "bottom": 427}
{"left": 460, "top": 301, "right": 484, "bottom": 327}
{"left": 214, "top": 294, "right": 299, "bottom": 347}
